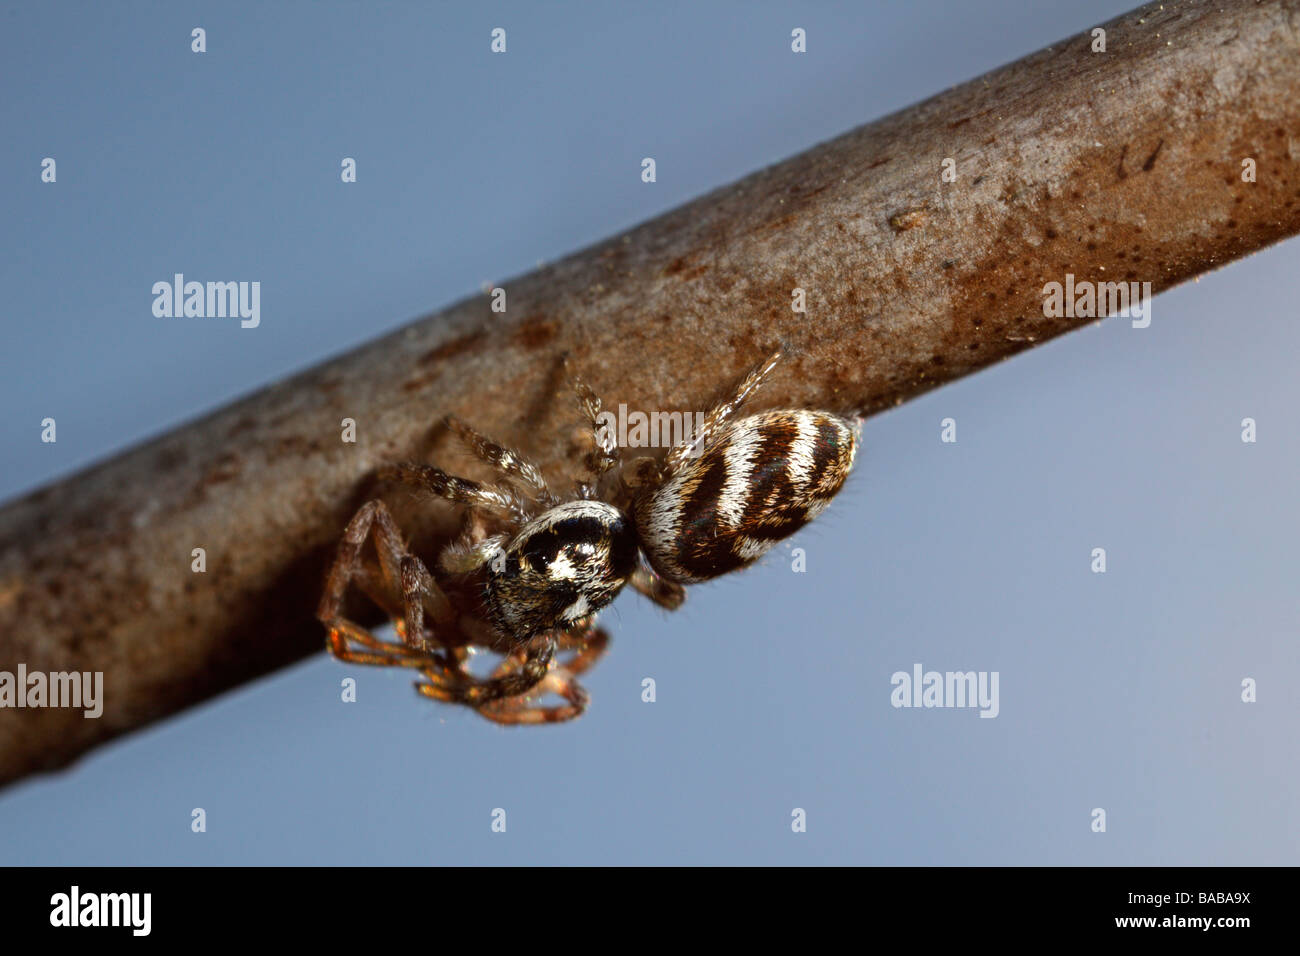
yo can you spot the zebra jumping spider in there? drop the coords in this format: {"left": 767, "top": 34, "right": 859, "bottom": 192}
{"left": 317, "top": 349, "right": 859, "bottom": 724}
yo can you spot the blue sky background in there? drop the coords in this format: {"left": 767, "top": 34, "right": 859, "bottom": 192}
{"left": 1, "top": 0, "right": 1296, "bottom": 864}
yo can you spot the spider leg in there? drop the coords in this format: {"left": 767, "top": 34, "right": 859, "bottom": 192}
{"left": 353, "top": 563, "right": 404, "bottom": 620}
{"left": 475, "top": 670, "right": 590, "bottom": 725}
{"left": 445, "top": 416, "right": 557, "bottom": 508}
{"left": 665, "top": 349, "right": 783, "bottom": 475}
{"left": 412, "top": 633, "right": 557, "bottom": 707}
{"left": 317, "top": 499, "right": 454, "bottom": 652}
{"left": 376, "top": 463, "right": 520, "bottom": 517}
{"left": 437, "top": 533, "right": 507, "bottom": 576}
{"left": 475, "top": 625, "right": 610, "bottom": 724}
{"left": 629, "top": 564, "right": 686, "bottom": 611}
{"left": 565, "top": 359, "right": 620, "bottom": 493}
{"left": 552, "top": 623, "right": 610, "bottom": 676}
{"left": 398, "top": 553, "right": 457, "bottom": 651}
{"left": 318, "top": 499, "right": 410, "bottom": 624}
{"left": 327, "top": 619, "right": 440, "bottom": 669}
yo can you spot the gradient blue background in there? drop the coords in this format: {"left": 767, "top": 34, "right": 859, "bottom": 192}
{"left": 1, "top": 1, "right": 1296, "bottom": 864}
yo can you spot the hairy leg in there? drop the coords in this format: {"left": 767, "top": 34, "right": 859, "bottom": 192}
{"left": 376, "top": 463, "right": 522, "bottom": 519}
{"left": 327, "top": 619, "right": 441, "bottom": 669}
{"left": 445, "top": 416, "right": 556, "bottom": 509}
{"left": 398, "top": 554, "right": 454, "bottom": 651}
{"left": 319, "top": 500, "right": 437, "bottom": 623}
{"left": 473, "top": 624, "right": 610, "bottom": 724}
{"left": 317, "top": 498, "right": 454, "bottom": 653}
{"left": 552, "top": 623, "right": 610, "bottom": 676}
{"left": 413, "top": 633, "right": 556, "bottom": 707}
{"left": 475, "top": 671, "right": 590, "bottom": 725}
{"left": 630, "top": 565, "right": 686, "bottom": 610}
{"left": 566, "top": 360, "right": 620, "bottom": 494}
{"left": 665, "top": 349, "right": 783, "bottom": 474}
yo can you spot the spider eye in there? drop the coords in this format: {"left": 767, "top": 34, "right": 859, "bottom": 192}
{"left": 486, "top": 503, "right": 638, "bottom": 639}
{"left": 521, "top": 514, "right": 635, "bottom": 580}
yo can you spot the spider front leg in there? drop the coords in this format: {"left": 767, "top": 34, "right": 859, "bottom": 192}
{"left": 553, "top": 621, "right": 610, "bottom": 676}
{"left": 475, "top": 625, "right": 611, "bottom": 724}
{"left": 327, "top": 618, "right": 451, "bottom": 670}
{"left": 444, "top": 416, "right": 557, "bottom": 510}
{"left": 376, "top": 462, "right": 528, "bottom": 523}
{"left": 321, "top": 500, "right": 558, "bottom": 705}
{"left": 397, "top": 553, "right": 451, "bottom": 652}
{"left": 328, "top": 619, "right": 418, "bottom": 668}
{"left": 413, "top": 633, "right": 558, "bottom": 708}
{"left": 317, "top": 499, "right": 454, "bottom": 653}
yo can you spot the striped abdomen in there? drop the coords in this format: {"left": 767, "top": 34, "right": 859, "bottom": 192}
{"left": 634, "top": 409, "right": 858, "bottom": 584}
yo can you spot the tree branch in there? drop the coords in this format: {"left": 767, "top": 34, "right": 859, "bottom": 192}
{"left": 2, "top": 0, "right": 1298, "bottom": 786}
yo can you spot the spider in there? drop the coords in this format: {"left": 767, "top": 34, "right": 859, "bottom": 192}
{"left": 317, "top": 349, "right": 859, "bottom": 724}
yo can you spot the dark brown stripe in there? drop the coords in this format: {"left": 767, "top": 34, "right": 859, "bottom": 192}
{"left": 739, "top": 417, "right": 801, "bottom": 529}
{"left": 741, "top": 506, "right": 813, "bottom": 541}
{"left": 678, "top": 534, "right": 750, "bottom": 579}
{"left": 804, "top": 416, "right": 850, "bottom": 499}
{"left": 671, "top": 450, "right": 729, "bottom": 574}
{"left": 745, "top": 417, "right": 799, "bottom": 495}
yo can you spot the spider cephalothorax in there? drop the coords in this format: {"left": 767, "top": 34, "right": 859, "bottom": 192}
{"left": 485, "top": 499, "right": 639, "bottom": 638}
{"left": 317, "top": 348, "right": 859, "bottom": 724}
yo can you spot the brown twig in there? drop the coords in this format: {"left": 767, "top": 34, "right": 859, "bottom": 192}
{"left": 2, "top": 0, "right": 1298, "bottom": 787}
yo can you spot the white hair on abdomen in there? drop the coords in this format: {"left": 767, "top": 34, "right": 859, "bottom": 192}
{"left": 717, "top": 423, "right": 763, "bottom": 528}
{"left": 786, "top": 411, "right": 821, "bottom": 487}
{"left": 734, "top": 536, "right": 775, "bottom": 561}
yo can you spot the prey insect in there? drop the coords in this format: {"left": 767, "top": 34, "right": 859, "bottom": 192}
{"left": 317, "top": 349, "right": 859, "bottom": 724}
